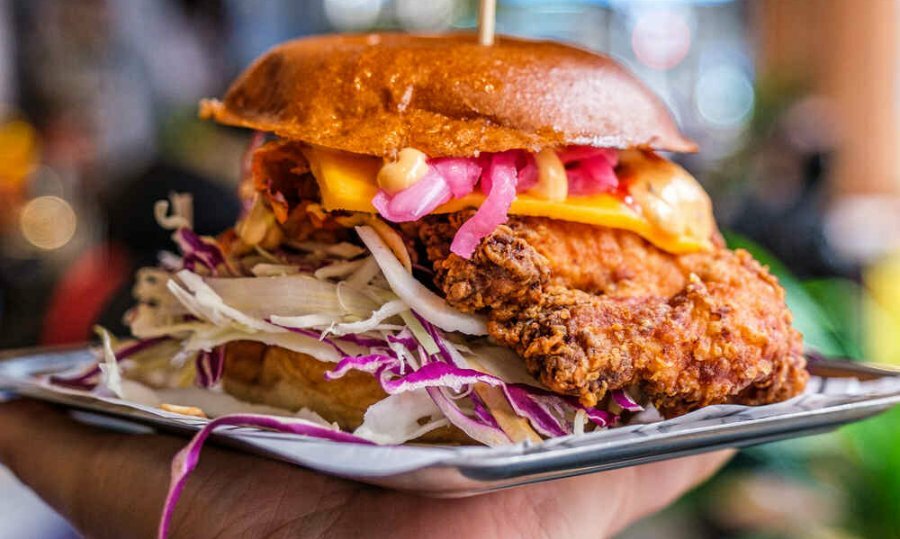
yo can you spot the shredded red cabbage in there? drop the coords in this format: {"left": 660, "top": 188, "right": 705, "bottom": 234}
{"left": 116, "top": 336, "right": 172, "bottom": 359}
{"left": 47, "top": 365, "right": 101, "bottom": 390}
{"left": 271, "top": 323, "right": 349, "bottom": 357}
{"left": 334, "top": 334, "right": 388, "bottom": 349}
{"left": 611, "top": 389, "right": 644, "bottom": 412}
{"left": 408, "top": 314, "right": 618, "bottom": 437}
{"left": 194, "top": 346, "right": 225, "bottom": 388}
{"left": 380, "top": 362, "right": 503, "bottom": 394}
{"left": 313, "top": 312, "right": 618, "bottom": 440}
{"left": 325, "top": 354, "right": 399, "bottom": 381}
{"left": 414, "top": 313, "right": 459, "bottom": 366}
{"left": 502, "top": 384, "right": 569, "bottom": 437}
{"left": 425, "top": 386, "right": 510, "bottom": 446}
{"left": 579, "top": 406, "right": 616, "bottom": 428}
{"left": 470, "top": 392, "right": 501, "bottom": 429}
{"left": 386, "top": 333, "right": 418, "bottom": 351}
{"left": 49, "top": 336, "right": 169, "bottom": 390}
{"left": 159, "top": 414, "right": 372, "bottom": 539}
{"left": 173, "top": 228, "right": 226, "bottom": 274}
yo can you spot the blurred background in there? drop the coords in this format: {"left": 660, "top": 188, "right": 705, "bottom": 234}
{"left": 0, "top": 0, "right": 898, "bottom": 537}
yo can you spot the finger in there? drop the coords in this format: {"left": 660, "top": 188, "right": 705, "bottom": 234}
{"left": 0, "top": 399, "right": 177, "bottom": 538}
{"left": 319, "top": 450, "right": 733, "bottom": 539}
{"left": 0, "top": 399, "right": 363, "bottom": 539}
{"left": 488, "top": 450, "right": 732, "bottom": 539}
{"left": 609, "top": 450, "right": 734, "bottom": 534}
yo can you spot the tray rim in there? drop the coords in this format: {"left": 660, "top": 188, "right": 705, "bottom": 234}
{"left": 2, "top": 345, "right": 900, "bottom": 494}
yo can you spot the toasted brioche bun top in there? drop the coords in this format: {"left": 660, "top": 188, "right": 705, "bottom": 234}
{"left": 201, "top": 32, "right": 696, "bottom": 157}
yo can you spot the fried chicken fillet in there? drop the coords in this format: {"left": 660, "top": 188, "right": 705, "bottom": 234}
{"left": 405, "top": 213, "right": 808, "bottom": 417}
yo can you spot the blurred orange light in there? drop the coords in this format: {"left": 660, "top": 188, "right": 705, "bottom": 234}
{"left": 0, "top": 119, "right": 38, "bottom": 187}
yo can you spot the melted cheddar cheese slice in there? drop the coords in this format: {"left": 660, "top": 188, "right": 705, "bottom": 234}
{"left": 303, "top": 147, "right": 713, "bottom": 255}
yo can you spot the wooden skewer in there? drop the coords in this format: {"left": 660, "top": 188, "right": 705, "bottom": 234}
{"left": 478, "top": 0, "right": 497, "bottom": 46}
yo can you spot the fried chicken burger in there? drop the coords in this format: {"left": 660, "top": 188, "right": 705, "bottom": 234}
{"left": 110, "top": 33, "right": 807, "bottom": 445}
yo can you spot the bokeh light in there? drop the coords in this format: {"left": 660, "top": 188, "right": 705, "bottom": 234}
{"left": 395, "top": 0, "right": 457, "bottom": 30}
{"left": 695, "top": 64, "right": 754, "bottom": 128}
{"left": 323, "top": 0, "right": 384, "bottom": 30}
{"left": 19, "top": 196, "right": 77, "bottom": 251}
{"left": 630, "top": 10, "right": 692, "bottom": 71}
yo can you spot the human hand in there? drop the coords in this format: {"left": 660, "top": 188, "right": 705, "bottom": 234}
{"left": 0, "top": 399, "right": 731, "bottom": 539}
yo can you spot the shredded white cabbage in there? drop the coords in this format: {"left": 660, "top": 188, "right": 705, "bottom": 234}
{"left": 152, "top": 387, "right": 333, "bottom": 425}
{"left": 268, "top": 313, "right": 338, "bottom": 329}
{"left": 154, "top": 194, "right": 193, "bottom": 230}
{"left": 330, "top": 300, "right": 407, "bottom": 335}
{"left": 400, "top": 312, "right": 440, "bottom": 355}
{"left": 168, "top": 270, "right": 279, "bottom": 332}
{"left": 384, "top": 332, "right": 419, "bottom": 373}
{"left": 290, "top": 240, "right": 366, "bottom": 259}
{"left": 354, "top": 389, "right": 448, "bottom": 444}
{"left": 573, "top": 409, "right": 587, "bottom": 436}
{"left": 324, "top": 242, "right": 367, "bottom": 258}
{"left": 236, "top": 196, "right": 278, "bottom": 246}
{"left": 96, "top": 329, "right": 163, "bottom": 404}
{"left": 250, "top": 263, "right": 300, "bottom": 277}
{"left": 356, "top": 226, "right": 487, "bottom": 335}
{"left": 346, "top": 257, "right": 380, "bottom": 289}
{"left": 181, "top": 326, "right": 347, "bottom": 363}
{"left": 462, "top": 344, "right": 543, "bottom": 387}
{"left": 128, "top": 268, "right": 193, "bottom": 337}
{"left": 203, "top": 272, "right": 379, "bottom": 318}
{"left": 98, "top": 328, "right": 123, "bottom": 398}
{"left": 314, "top": 258, "right": 368, "bottom": 280}
{"left": 127, "top": 300, "right": 202, "bottom": 338}
{"left": 252, "top": 245, "right": 282, "bottom": 263}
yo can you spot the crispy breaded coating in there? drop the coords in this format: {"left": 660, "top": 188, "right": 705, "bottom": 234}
{"left": 408, "top": 214, "right": 807, "bottom": 416}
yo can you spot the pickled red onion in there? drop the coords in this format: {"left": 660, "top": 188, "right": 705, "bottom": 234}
{"left": 566, "top": 154, "right": 619, "bottom": 196}
{"left": 450, "top": 152, "right": 518, "bottom": 259}
{"left": 558, "top": 146, "right": 618, "bottom": 165}
{"left": 372, "top": 158, "right": 483, "bottom": 222}
{"left": 371, "top": 167, "right": 451, "bottom": 222}
{"left": 516, "top": 153, "right": 538, "bottom": 191}
{"left": 431, "top": 158, "right": 482, "bottom": 198}
{"left": 373, "top": 147, "right": 619, "bottom": 257}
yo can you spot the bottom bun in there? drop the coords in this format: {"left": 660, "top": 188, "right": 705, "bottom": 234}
{"left": 222, "top": 341, "right": 470, "bottom": 444}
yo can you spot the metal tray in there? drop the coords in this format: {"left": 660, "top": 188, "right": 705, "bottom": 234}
{"left": 1, "top": 346, "right": 899, "bottom": 497}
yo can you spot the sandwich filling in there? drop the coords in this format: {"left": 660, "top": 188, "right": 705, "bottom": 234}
{"left": 296, "top": 143, "right": 715, "bottom": 257}
{"left": 49, "top": 136, "right": 806, "bottom": 449}
{"left": 232, "top": 137, "right": 806, "bottom": 414}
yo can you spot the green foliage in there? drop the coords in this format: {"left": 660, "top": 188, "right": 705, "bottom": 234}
{"left": 840, "top": 405, "right": 900, "bottom": 538}
{"left": 803, "top": 279, "right": 866, "bottom": 360}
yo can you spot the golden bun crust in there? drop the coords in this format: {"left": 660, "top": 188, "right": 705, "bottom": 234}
{"left": 222, "top": 341, "right": 469, "bottom": 444}
{"left": 201, "top": 32, "right": 696, "bottom": 157}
